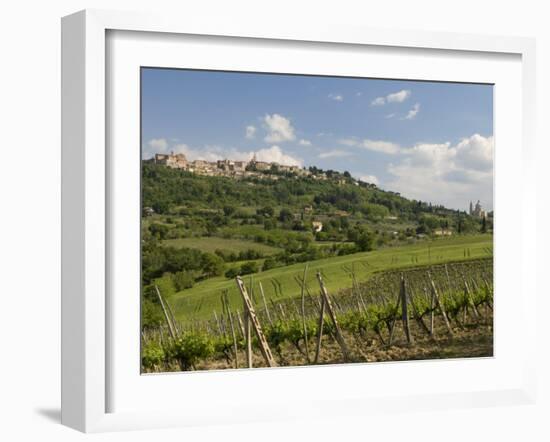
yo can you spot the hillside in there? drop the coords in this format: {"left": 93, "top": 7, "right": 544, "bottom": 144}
{"left": 142, "top": 161, "right": 486, "bottom": 236}
{"left": 141, "top": 161, "right": 492, "bottom": 326}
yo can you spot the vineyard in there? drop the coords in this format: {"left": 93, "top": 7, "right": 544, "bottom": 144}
{"left": 141, "top": 257, "right": 493, "bottom": 372}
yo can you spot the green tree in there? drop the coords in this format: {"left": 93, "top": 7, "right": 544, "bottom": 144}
{"left": 172, "top": 270, "right": 195, "bottom": 291}
{"left": 223, "top": 205, "right": 235, "bottom": 217}
{"left": 240, "top": 261, "right": 259, "bottom": 275}
{"left": 201, "top": 253, "right": 225, "bottom": 277}
{"left": 278, "top": 208, "right": 293, "bottom": 222}
{"left": 149, "top": 223, "right": 169, "bottom": 240}
{"left": 224, "top": 267, "right": 239, "bottom": 279}
{"left": 264, "top": 218, "right": 276, "bottom": 230}
{"left": 257, "top": 205, "right": 275, "bottom": 217}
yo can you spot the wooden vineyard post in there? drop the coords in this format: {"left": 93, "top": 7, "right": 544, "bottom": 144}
{"left": 154, "top": 285, "right": 177, "bottom": 340}
{"left": 227, "top": 311, "right": 239, "bottom": 369}
{"left": 314, "top": 297, "right": 326, "bottom": 364}
{"left": 244, "top": 307, "right": 252, "bottom": 368}
{"left": 316, "top": 271, "right": 350, "bottom": 361}
{"left": 259, "top": 282, "right": 273, "bottom": 326}
{"left": 164, "top": 296, "right": 180, "bottom": 337}
{"left": 300, "top": 264, "right": 310, "bottom": 363}
{"left": 427, "top": 273, "right": 453, "bottom": 336}
{"left": 213, "top": 310, "right": 223, "bottom": 335}
{"left": 236, "top": 311, "right": 245, "bottom": 338}
{"left": 427, "top": 286, "right": 435, "bottom": 336}
{"left": 236, "top": 277, "right": 277, "bottom": 368}
{"left": 400, "top": 276, "right": 414, "bottom": 344}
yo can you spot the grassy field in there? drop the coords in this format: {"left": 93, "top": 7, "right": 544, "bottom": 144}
{"left": 168, "top": 234, "right": 493, "bottom": 322}
{"left": 162, "top": 237, "right": 281, "bottom": 255}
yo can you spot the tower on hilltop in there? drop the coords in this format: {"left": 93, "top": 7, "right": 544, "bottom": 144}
{"left": 469, "top": 200, "right": 486, "bottom": 218}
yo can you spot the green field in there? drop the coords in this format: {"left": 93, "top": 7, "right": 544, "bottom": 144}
{"left": 162, "top": 237, "right": 281, "bottom": 255}
{"left": 168, "top": 234, "right": 493, "bottom": 322}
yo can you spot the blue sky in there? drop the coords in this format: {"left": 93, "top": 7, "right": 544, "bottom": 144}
{"left": 142, "top": 68, "right": 494, "bottom": 211}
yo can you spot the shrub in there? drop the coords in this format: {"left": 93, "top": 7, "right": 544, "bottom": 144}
{"left": 169, "top": 332, "right": 215, "bottom": 370}
{"left": 240, "top": 261, "right": 259, "bottom": 275}
{"left": 224, "top": 267, "right": 239, "bottom": 279}
{"left": 142, "top": 342, "right": 165, "bottom": 371}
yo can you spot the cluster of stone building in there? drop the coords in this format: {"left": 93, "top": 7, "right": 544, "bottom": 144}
{"left": 149, "top": 152, "right": 318, "bottom": 179}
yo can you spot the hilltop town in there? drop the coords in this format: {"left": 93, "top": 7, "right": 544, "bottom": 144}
{"left": 148, "top": 152, "right": 326, "bottom": 180}
{"left": 147, "top": 152, "right": 489, "bottom": 222}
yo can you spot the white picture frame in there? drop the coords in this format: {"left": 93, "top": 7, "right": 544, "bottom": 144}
{"left": 61, "top": 9, "right": 537, "bottom": 433}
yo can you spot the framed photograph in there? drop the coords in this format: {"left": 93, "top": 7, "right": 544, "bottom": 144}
{"left": 61, "top": 9, "right": 537, "bottom": 432}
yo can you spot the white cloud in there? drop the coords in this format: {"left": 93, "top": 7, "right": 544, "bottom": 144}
{"left": 299, "top": 139, "right": 312, "bottom": 146}
{"left": 319, "top": 150, "right": 352, "bottom": 159}
{"left": 386, "top": 134, "right": 494, "bottom": 210}
{"left": 328, "top": 93, "right": 344, "bottom": 102}
{"left": 454, "top": 134, "right": 493, "bottom": 171}
{"left": 143, "top": 138, "right": 169, "bottom": 158}
{"left": 357, "top": 174, "right": 380, "bottom": 185}
{"left": 362, "top": 139, "right": 401, "bottom": 155}
{"left": 263, "top": 113, "right": 296, "bottom": 143}
{"left": 149, "top": 138, "right": 168, "bottom": 151}
{"left": 356, "top": 92, "right": 362, "bottom": 97}
{"left": 370, "top": 97, "right": 386, "bottom": 106}
{"left": 385, "top": 113, "right": 396, "bottom": 119}
{"left": 387, "top": 89, "right": 411, "bottom": 103}
{"left": 371, "top": 89, "right": 411, "bottom": 106}
{"left": 254, "top": 145, "right": 302, "bottom": 166}
{"left": 404, "top": 103, "right": 421, "bottom": 120}
{"left": 338, "top": 138, "right": 359, "bottom": 147}
{"left": 338, "top": 137, "right": 400, "bottom": 155}
{"left": 245, "top": 125, "right": 256, "bottom": 139}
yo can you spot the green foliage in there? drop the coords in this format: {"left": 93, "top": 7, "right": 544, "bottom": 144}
{"left": 172, "top": 270, "right": 195, "bottom": 291}
{"left": 263, "top": 218, "right": 277, "bottom": 230}
{"left": 141, "top": 342, "right": 165, "bottom": 370}
{"left": 224, "top": 260, "right": 260, "bottom": 278}
{"left": 257, "top": 205, "right": 275, "bottom": 218}
{"left": 265, "top": 319, "right": 317, "bottom": 356}
{"left": 224, "top": 267, "right": 239, "bottom": 279}
{"left": 359, "top": 202, "right": 390, "bottom": 221}
{"left": 240, "top": 261, "right": 259, "bottom": 275}
{"left": 223, "top": 205, "right": 236, "bottom": 217}
{"left": 262, "top": 257, "right": 282, "bottom": 271}
{"left": 141, "top": 162, "right": 466, "bottom": 233}
{"left": 141, "top": 297, "right": 164, "bottom": 329}
{"left": 169, "top": 332, "right": 216, "bottom": 370}
{"left": 348, "top": 225, "right": 376, "bottom": 252}
{"left": 278, "top": 208, "right": 293, "bottom": 222}
{"left": 149, "top": 222, "right": 169, "bottom": 240}
{"left": 200, "top": 253, "right": 225, "bottom": 278}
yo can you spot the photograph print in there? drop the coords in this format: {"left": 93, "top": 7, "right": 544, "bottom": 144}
{"left": 140, "top": 68, "right": 494, "bottom": 373}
